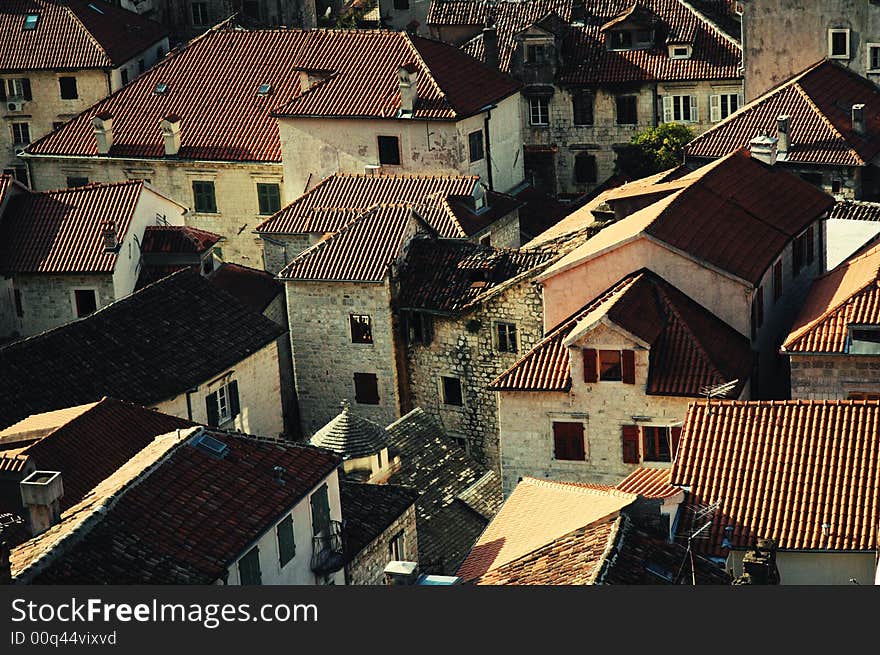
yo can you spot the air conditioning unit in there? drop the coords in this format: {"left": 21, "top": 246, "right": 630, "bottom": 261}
{"left": 364, "top": 164, "right": 382, "bottom": 176}
{"left": 6, "top": 101, "right": 24, "bottom": 113}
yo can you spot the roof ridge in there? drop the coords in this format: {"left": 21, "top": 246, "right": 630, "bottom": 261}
{"left": 677, "top": 0, "right": 742, "bottom": 50}
{"left": 401, "top": 32, "right": 449, "bottom": 105}
{"left": 519, "top": 476, "right": 638, "bottom": 501}
{"left": 63, "top": 3, "right": 112, "bottom": 66}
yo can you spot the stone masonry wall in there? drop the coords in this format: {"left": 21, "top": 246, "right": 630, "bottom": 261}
{"left": 261, "top": 233, "right": 320, "bottom": 274}
{"left": 789, "top": 354, "right": 880, "bottom": 399}
{"left": 346, "top": 503, "right": 418, "bottom": 586}
{"left": 13, "top": 273, "right": 115, "bottom": 336}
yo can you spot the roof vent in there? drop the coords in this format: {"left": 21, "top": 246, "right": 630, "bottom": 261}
{"left": 257, "top": 83, "right": 272, "bottom": 96}
{"left": 273, "top": 466, "right": 285, "bottom": 483}
{"left": 192, "top": 432, "right": 229, "bottom": 458}
{"left": 154, "top": 82, "right": 168, "bottom": 95}
{"left": 160, "top": 115, "right": 182, "bottom": 156}
{"left": 91, "top": 112, "right": 114, "bottom": 154}
{"left": 852, "top": 103, "right": 866, "bottom": 136}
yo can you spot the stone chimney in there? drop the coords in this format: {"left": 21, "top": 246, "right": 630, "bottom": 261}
{"left": 483, "top": 25, "right": 499, "bottom": 70}
{"left": 91, "top": 112, "right": 114, "bottom": 154}
{"left": 398, "top": 66, "right": 419, "bottom": 115}
{"left": 852, "top": 103, "right": 866, "bottom": 136}
{"left": 735, "top": 538, "right": 780, "bottom": 585}
{"left": 749, "top": 134, "right": 778, "bottom": 166}
{"left": 102, "top": 219, "right": 119, "bottom": 253}
{"left": 20, "top": 470, "right": 64, "bottom": 537}
{"left": 776, "top": 115, "right": 790, "bottom": 157}
{"left": 159, "top": 115, "right": 182, "bottom": 156}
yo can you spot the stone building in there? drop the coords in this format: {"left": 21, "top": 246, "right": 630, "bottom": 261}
{"left": 22, "top": 22, "right": 523, "bottom": 266}
{"left": 491, "top": 269, "right": 751, "bottom": 493}
{"left": 536, "top": 149, "right": 834, "bottom": 397}
{"left": 825, "top": 200, "right": 880, "bottom": 270}
{"left": 255, "top": 173, "right": 523, "bottom": 274}
{"left": 0, "top": 178, "right": 186, "bottom": 339}
{"left": 685, "top": 60, "right": 880, "bottom": 200}
{"left": 0, "top": 1, "right": 168, "bottom": 182}
{"left": 783, "top": 240, "right": 880, "bottom": 400}
{"left": 427, "top": 0, "right": 743, "bottom": 197}
{"left": 739, "top": 0, "right": 880, "bottom": 101}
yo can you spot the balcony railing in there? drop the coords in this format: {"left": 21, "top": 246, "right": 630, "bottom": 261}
{"left": 311, "top": 520, "right": 345, "bottom": 575}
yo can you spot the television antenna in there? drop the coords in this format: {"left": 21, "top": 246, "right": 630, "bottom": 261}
{"left": 701, "top": 378, "right": 738, "bottom": 413}
{"left": 675, "top": 499, "right": 723, "bottom": 585}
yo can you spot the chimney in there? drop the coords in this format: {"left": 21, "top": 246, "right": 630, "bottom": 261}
{"left": 273, "top": 466, "right": 285, "bottom": 484}
{"left": 20, "top": 470, "right": 64, "bottom": 537}
{"left": 159, "top": 115, "right": 182, "bottom": 156}
{"left": 749, "top": 134, "right": 778, "bottom": 166}
{"left": 483, "top": 25, "right": 499, "bottom": 70}
{"left": 91, "top": 112, "right": 114, "bottom": 154}
{"left": 102, "top": 219, "right": 119, "bottom": 253}
{"left": 776, "top": 115, "right": 790, "bottom": 157}
{"left": 852, "top": 103, "right": 866, "bottom": 136}
{"left": 384, "top": 560, "right": 420, "bottom": 585}
{"left": 736, "top": 538, "right": 780, "bottom": 585}
{"left": 398, "top": 66, "right": 419, "bottom": 115}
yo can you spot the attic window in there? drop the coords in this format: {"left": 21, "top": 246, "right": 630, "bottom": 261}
{"left": 23, "top": 14, "right": 39, "bottom": 30}
{"left": 154, "top": 82, "right": 168, "bottom": 95}
{"left": 849, "top": 326, "right": 880, "bottom": 354}
{"left": 829, "top": 29, "right": 850, "bottom": 59}
{"left": 669, "top": 44, "right": 692, "bottom": 59}
{"left": 257, "top": 83, "right": 272, "bottom": 96}
{"left": 192, "top": 432, "right": 230, "bottom": 458}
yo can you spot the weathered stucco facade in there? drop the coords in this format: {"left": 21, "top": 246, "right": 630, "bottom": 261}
{"left": 345, "top": 503, "right": 418, "bottom": 585}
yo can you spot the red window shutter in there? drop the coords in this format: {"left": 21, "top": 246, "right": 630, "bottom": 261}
{"left": 621, "top": 350, "right": 635, "bottom": 384}
{"left": 582, "top": 349, "right": 598, "bottom": 383}
{"left": 670, "top": 426, "right": 682, "bottom": 459}
{"left": 621, "top": 425, "right": 640, "bottom": 464}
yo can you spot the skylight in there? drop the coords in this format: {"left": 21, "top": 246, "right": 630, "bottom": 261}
{"left": 192, "top": 433, "right": 230, "bottom": 458}
{"left": 257, "top": 83, "right": 272, "bottom": 96}
{"left": 23, "top": 13, "right": 39, "bottom": 30}
{"left": 154, "top": 82, "right": 168, "bottom": 95}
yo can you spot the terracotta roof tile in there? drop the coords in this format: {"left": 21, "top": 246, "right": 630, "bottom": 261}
{"left": 616, "top": 467, "right": 681, "bottom": 499}
{"left": 687, "top": 60, "right": 880, "bottom": 166}
{"left": 0, "top": 0, "right": 167, "bottom": 71}
{"left": 671, "top": 400, "right": 880, "bottom": 554}
{"left": 783, "top": 242, "right": 880, "bottom": 353}
{"left": 141, "top": 225, "right": 221, "bottom": 254}
{"left": 829, "top": 200, "right": 880, "bottom": 223}
{"left": 492, "top": 269, "right": 751, "bottom": 395}
{"left": 207, "top": 262, "right": 282, "bottom": 314}
{"left": 0, "top": 180, "right": 145, "bottom": 274}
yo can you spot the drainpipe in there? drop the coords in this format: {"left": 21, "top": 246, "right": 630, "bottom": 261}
{"left": 480, "top": 104, "right": 497, "bottom": 191}
{"left": 185, "top": 386, "right": 198, "bottom": 421}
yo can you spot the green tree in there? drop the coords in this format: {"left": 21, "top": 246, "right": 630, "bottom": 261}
{"left": 615, "top": 123, "right": 695, "bottom": 179}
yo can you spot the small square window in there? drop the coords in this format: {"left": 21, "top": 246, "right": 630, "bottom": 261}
{"left": 616, "top": 95, "right": 638, "bottom": 125}
{"left": 642, "top": 426, "right": 671, "bottom": 462}
{"left": 495, "top": 322, "right": 517, "bottom": 352}
{"left": 468, "top": 129, "right": 484, "bottom": 163}
{"left": 849, "top": 327, "right": 880, "bottom": 354}
{"left": 73, "top": 289, "right": 97, "bottom": 317}
{"left": 257, "top": 182, "right": 281, "bottom": 215}
{"left": 441, "top": 376, "right": 463, "bottom": 406}
{"left": 192, "top": 180, "right": 217, "bottom": 213}
{"left": 553, "top": 421, "right": 586, "bottom": 461}
{"left": 354, "top": 372, "right": 380, "bottom": 404}
{"left": 869, "top": 44, "right": 880, "bottom": 72}
{"left": 599, "top": 350, "right": 622, "bottom": 381}
{"left": 378, "top": 136, "right": 401, "bottom": 166}
{"left": 59, "top": 76, "right": 78, "bottom": 99}
{"left": 66, "top": 176, "right": 89, "bottom": 187}
{"left": 525, "top": 44, "right": 545, "bottom": 64}
{"left": 829, "top": 29, "right": 850, "bottom": 59}
{"left": 350, "top": 314, "right": 373, "bottom": 344}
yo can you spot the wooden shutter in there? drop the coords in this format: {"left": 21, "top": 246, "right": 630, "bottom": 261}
{"left": 553, "top": 422, "right": 585, "bottom": 461}
{"left": 22, "top": 78, "right": 32, "bottom": 101}
{"left": 622, "top": 425, "right": 640, "bottom": 463}
{"left": 689, "top": 95, "right": 699, "bottom": 122}
{"left": 621, "top": 350, "right": 636, "bottom": 384}
{"left": 277, "top": 514, "right": 296, "bottom": 566}
{"left": 310, "top": 484, "right": 331, "bottom": 536}
{"left": 228, "top": 380, "right": 240, "bottom": 418}
{"left": 709, "top": 94, "right": 721, "bottom": 122}
{"left": 582, "top": 349, "right": 598, "bottom": 383}
{"left": 670, "top": 426, "right": 683, "bottom": 460}
{"left": 205, "top": 391, "right": 219, "bottom": 427}
{"left": 662, "top": 95, "right": 674, "bottom": 122}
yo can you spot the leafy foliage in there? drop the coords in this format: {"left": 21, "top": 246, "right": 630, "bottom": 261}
{"left": 615, "top": 123, "right": 695, "bottom": 179}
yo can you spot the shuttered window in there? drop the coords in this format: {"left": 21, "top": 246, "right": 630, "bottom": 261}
{"left": 310, "top": 484, "right": 331, "bottom": 536}
{"left": 277, "top": 514, "right": 296, "bottom": 567}
{"left": 621, "top": 425, "right": 640, "bottom": 463}
{"left": 192, "top": 181, "right": 217, "bottom": 213}
{"left": 553, "top": 422, "right": 586, "bottom": 461}
{"left": 205, "top": 380, "right": 240, "bottom": 427}
{"left": 582, "top": 348, "right": 598, "bottom": 383}
{"left": 670, "top": 426, "right": 683, "bottom": 460}
{"left": 621, "top": 350, "right": 635, "bottom": 384}
{"left": 642, "top": 426, "right": 671, "bottom": 462}
{"left": 599, "top": 350, "right": 622, "bottom": 381}
{"left": 238, "top": 546, "right": 262, "bottom": 585}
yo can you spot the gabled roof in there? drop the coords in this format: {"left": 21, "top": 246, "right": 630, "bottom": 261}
{"left": 687, "top": 60, "right": 880, "bottom": 167}
{"left": 491, "top": 269, "right": 751, "bottom": 396}
{"left": 457, "top": 477, "right": 637, "bottom": 582}
{"left": 12, "top": 430, "right": 342, "bottom": 583}
{"left": 671, "top": 400, "right": 880, "bottom": 554}
{"left": 310, "top": 401, "right": 390, "bottom": 459}
{"left": 0, "top": 0, "right": 167, "bottom": 71}
{"left": 255, "top": 173, "right": 499, "bottom": 239}
{"left": 382, "top": 408, "right": 502, "bottom": 575}
{"left": 0, "top": 399, "right": 193, "bottom": 518}
{"left": 0, "top": 180, "right": 159, "bottom": 274}
{"left": 615, "top": 466, "right": 681, "bottom": 499}
{"left": 0, "top": 269, "right": 285, "bottom": 430}
{"left": 540, "top": 150, "right": 834, "bottom": 285}
{"left": 440, "top": 0, "right": 740, "bottom": 82}
{"left": 278, "top": 204, "right": 423, "bottom": 283}
{"left": 27, "top": 26, "right": 519, "bottom": 163}
{"left": 783, "top": 241, "right": 880, "bottom": 353}
{"left": 207, "top": 263, "right": 282, "bottom": 314}
{"left": 141, "top": 225, "right": 221, "bottom": 254}
{"left": 341, "top": 482, "right": 417, "bottom": 562}
{"left": 396, "top": 237, "right": 557, "bottom": 314}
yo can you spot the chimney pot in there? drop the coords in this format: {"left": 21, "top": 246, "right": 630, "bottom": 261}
{"left": 852, "top": 103, "right": 866, "bottom": 136}
{"left": 398, "top": 66, "right": 419, "bottom": 116}
{"left": 749, "top": 134, "right": 778, "bottom": 166}
{"left": 102, "top": 220, "right": 119, "bottom": 253}
{"left": 776, "top": 115, "right": 791, "bottom": 155}
{"left": 91, "top": 112, "right": 114, "bottom": 154}
{"left": 20, "top": 470, "right": 64, "bottom": 537}
{"left": 159, "top": 115, "right": 182, "bottom": 156}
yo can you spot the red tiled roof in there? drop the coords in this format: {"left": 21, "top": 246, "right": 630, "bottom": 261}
{"left": 687, "top": 60, "right": 880, "bottom": 166}
{"left": 0, "top": 180, "right": 145, "bottom": 274}
{"left": 616, "top": 467, "right": 680, "bottom": 499}
{"left": 0, "top": 174, "right": 14, "bottom": 206}
{"left": 207, "top": 263, "right": 282, "bottom": 313}
{"left": 491, "top": 269, "right": 751, "bottom": 396}
{"left": 783, "top": 242, "right": 880, "bottom": 353}
{"left": 0, "top": 0, "right": 167, "bottom": 71}
{"left": 277, "top": 204, "right": 419, "bottom": 282}
{"left": 29, "top": 27, "right": 517, "bottom": 163}
{"left": 141, "top": 225, "right": 221, "bottom": 254}
{"left": 671, "top": 400, "right": 880, "bottom": 553}
{"left": 255, "top": 173, "right": 482, "bottom": 238}
{"left": 829, "top": 200, "right": 880, "bottom": 223}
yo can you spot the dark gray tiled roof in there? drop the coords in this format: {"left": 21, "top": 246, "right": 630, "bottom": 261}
{"left": 341, "top": 482, "right": 417, "bottom": 562}
{"left": 309, "top": 401, "right": 390, "bottom": 459}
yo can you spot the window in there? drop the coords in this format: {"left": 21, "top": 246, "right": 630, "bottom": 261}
{"left": 793, "top": 226, "right": 814, "bottom": 276}
{"left": 642, "top": 426, "right": 671, "bottom": 462}
{"left": 849, "top": 327, "right": 880, "bottom": 354}
{"left": 121, "top": 69, "right": 129, "bottom": 86}
{"left": 710, "top": 93, "right": 741, "bottom": 122}
{"left": 495, "top": 322, "right": 517, "bottom": 353}
{"left": 609, "top": 30, "right": 633, "bottom": 50}
{"left": 11, "top": 123, "right": 30, "bottom": 145}
{"left": 59, "top": 76, "right": 78, "bottom": 99}
{"left": 191, "top": 1, "right": 209, "bottom": 26}
{"left": 13, "top": 289, "right": 23, "bottom": 318}
{"left": 529, "top": 97, "right": 549, "bottom": 126}
{"left": 401, "top": 311, "right": 432, "bottom": 345}
{"left": 52, "top": 121, "right": 65, "bottom": 131}
{"left": 23, "top": 13, "right": 39, "bottom": 30}
{"left": 869, "top": 44, "right": 880, "bottom": 72}
{"left": 378, "top": 136, "right": 401, "bottom": 165}
{"left": 480, "top": 233, "right": 491, "bottom": 246}
{"left": 442, "top": 376, "right": 463, "bottom": 406}
{"left": 751, "top": 285, "right": 764, "bottom": 338}
{"left": 354, "top": 372, "right": 380, "bottom": 404}
{"left": 350, "top": 314, "right": 373, "bottom": 344}
{"left": 583, "top": 348, "right": 635, "bottom": 384}
{"left": 616, "top": 95, "right": 638, "bottom": 125}
{"left": 3, "top": 78, "right": 32, "bottom": 100}
{"left": 468, "top": 129, "right": 484, "bottom": 163}
{"left": 525, "top": 44, "right": 546, "bottom": 64}
{"left": 574, "top": 153, "right": 597, "bottom": 184}
{"left": 831, "top": 179, "right": 842, "bottom": 194}
{"left": 389, "top": 531, "right": 405, "bottom": 560}
{"left": 828, "top": 29, "right": 850, "bottom": 59}
{"left": 73, "top": 289, "right": 97, "bottom": 317}
{"left": 622, "top": 425, "right": 681, "bottom": 464}
{"left": 572, "top": 92, "right": 594, "bottom": 126}
{"left": 662, "top": 95, "right": 698, "bottom": 123}
{"left": 599, "top": 350, "right": 622, "bottom": 381}
{"left": 310, "top": 484, "right": 331, "bottom": 536}
{"left": 552, "top": 421, "right": 586, "bottom": 461}
{"left": 669, "top": 45, "right": 691, "bottom": 59}
{"left": 393, "top": 0, "right": 409, "bottom": 9}
{"left": 192, "top": 181, "right": 217, "bottom": 213}
{"left": 205, "top": 380, "right": 240, "bottom": 427}
{"left": 256, "top": 182, "right": 281, "bottom": 215}
{"left": 772, "top": 260, "right": 783, "bottom": 302}
{"left": 277, "top": 514, "right": 296, "bottom": 567}
{"left": 238, "top": 546, "right": 262, "bottom": 585}
{"left": 157, "top": 46, "right": 165, "bottom": 59}
{"left": 66, "top": 176, "right": 89, "bottom": 187}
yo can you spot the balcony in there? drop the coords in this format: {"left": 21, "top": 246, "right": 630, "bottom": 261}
{"left": 310, "top": 520, "right": 345, "bottom": 575}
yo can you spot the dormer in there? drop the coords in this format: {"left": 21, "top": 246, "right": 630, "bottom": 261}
{"left": 511, "top": 19, "right": 564, "bottom": 84}
{"left": 601, "top": 4, "right": 658, "bottom": 51}
{"left": 667, "top": 43, "right": 692, "bottom": 60}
